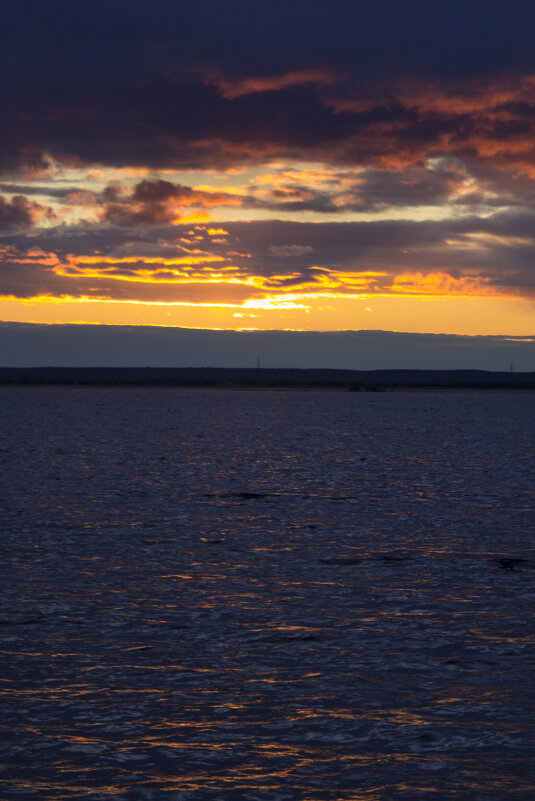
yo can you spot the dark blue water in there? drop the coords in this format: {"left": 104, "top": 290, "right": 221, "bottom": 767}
{"left": 1, "top": 387, "right": 534, "bottom": 800}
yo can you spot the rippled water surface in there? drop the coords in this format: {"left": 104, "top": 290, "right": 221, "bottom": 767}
{"left": 1, "top": 387, "right": 535, "bottom": 800}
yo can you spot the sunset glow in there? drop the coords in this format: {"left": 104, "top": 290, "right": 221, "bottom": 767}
{"left": 1, "top": 2, "right": 535, "bottom": 338}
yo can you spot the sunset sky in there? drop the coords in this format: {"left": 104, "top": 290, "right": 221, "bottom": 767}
{"left": 1, "top": 1, "right": 535, "bottom": 336}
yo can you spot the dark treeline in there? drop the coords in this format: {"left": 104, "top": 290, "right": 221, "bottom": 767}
{"left": 1, "top": 367, "right": 534, "bottom": 389}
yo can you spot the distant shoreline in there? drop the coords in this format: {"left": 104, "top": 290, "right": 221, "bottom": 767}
{"left": 1, "top": 366, "right": 534, "bottom": 390}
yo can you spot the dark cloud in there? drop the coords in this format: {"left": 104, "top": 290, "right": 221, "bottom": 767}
{"left": 0, "top": 195, "right": 35, "bottom": 231}
{"left": 2, "top": 2, "right": 535, "bottom": 174}
{"left": 101, "top": 179, "right": 247, "bottom": 226}
{"left": 0, "top": 183, "right": 77, "bottom": 198}
{"left": 0, "top": 194, "right": 55, "bottom": 231}
{"left": 1, "top": 1, "right": 528, "bottom": 87}
{"left": 130, "top": 179, "right": 240, "bottom": 208}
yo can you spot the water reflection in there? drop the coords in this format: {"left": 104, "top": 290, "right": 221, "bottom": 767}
{"left": 0, "top": 388, "right": 534, "bottom": 799}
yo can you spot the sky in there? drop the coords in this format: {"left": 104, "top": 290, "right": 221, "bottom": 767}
{"left": 1, "top": 1, "right": 535, "bottom": 345}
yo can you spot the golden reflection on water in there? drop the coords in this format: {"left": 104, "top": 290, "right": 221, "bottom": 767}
{"left": 2, "top": 388, "right": 535, "bottom": 799}
{"left": 7, "top": 781, "right": 127, "bottom": 798}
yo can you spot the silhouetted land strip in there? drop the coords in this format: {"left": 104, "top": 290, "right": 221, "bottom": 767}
{"left": 1, "top": 367, "right": 534, "bottom": 389}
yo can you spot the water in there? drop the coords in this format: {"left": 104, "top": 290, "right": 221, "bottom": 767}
{"left": 0, "top": 387, "right": 534, "bottom": 800}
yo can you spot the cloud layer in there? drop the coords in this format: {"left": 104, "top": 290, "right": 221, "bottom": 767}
{"left": 1, "top": 1, "right": 535, "bottom": 334}
{"left": 2, "top": 322, "right": 534, "bottom": 370}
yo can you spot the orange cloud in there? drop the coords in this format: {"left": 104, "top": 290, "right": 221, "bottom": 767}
{"left": 323, "top": 74, "right": 535, "bottom": 171}
{"left": 0, "top": 245, "right": 61, "bottom": 266}
{"left": 202, "top": 67, "right": 343, "bottom": 99}
{"left": 390, "top": 272, "right": 496, "bottom": 296}
{"left": 71, "top": 255, "right": 225, "bottom": 267}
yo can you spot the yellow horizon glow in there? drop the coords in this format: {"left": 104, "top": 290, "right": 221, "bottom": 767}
{"left": 1, "top": 293, "right": 534, "bottom": 336}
